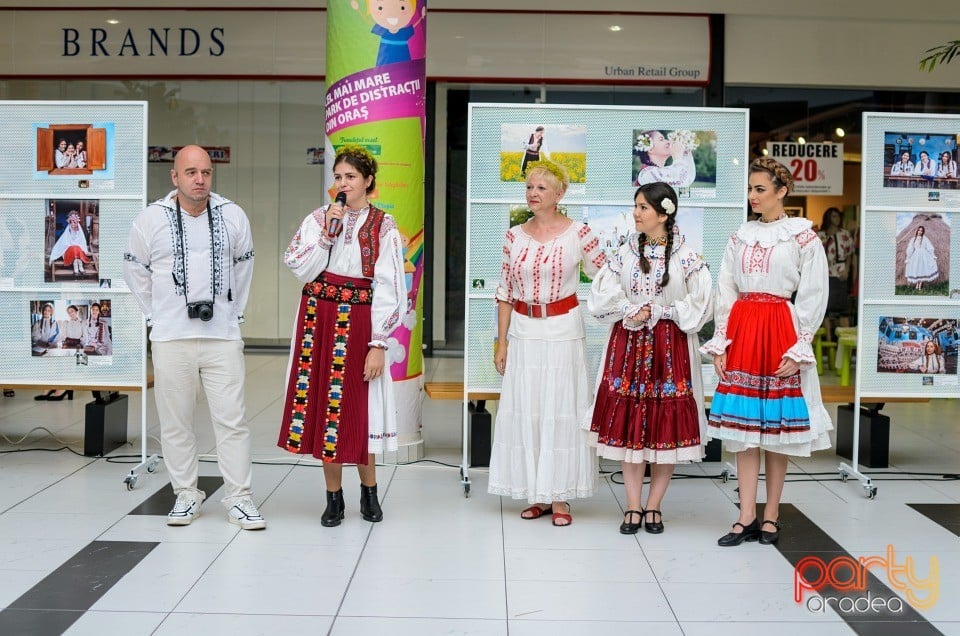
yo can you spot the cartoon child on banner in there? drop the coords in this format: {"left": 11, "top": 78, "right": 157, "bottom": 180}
{"left": 351, "top": 0, "right": 426, "bottom": 66}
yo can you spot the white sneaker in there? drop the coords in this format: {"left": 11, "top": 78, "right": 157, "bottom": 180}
{"left": 167, "top": 492, "right": 201, "bottom": 526}
{"left": 227, "top": 497, "right": 267, "bottom": 530}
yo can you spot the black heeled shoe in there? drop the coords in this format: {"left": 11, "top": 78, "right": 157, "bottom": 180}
{"left": 321, "top": 489, "right": 345, "bottom": 527}
{"left": 360, "top": 483, "right": 383, "bottom": 522}
{"left": 619, "top": 509, "right": 643, "bottom": 534}
{"left": 759, "top": 519, "right": 780, "bottom": 545}
{"left": 717, "top": 519, "right": 760, "bottom": 546}
{"left": 644, "top": 509, "right": 664, "bottom": 534}
{"left": 45, "top": 390, "right": 73, "bottom": 401}
{"left": 34, "top": 389, "right": 56, "bottom": 401}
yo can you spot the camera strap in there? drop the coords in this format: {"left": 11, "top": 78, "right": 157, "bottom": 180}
{"left": 174, "top": 198, "right": 216, "bottom": 306}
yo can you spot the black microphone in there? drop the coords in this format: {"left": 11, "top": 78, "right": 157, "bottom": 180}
{"left": 329, "top": 192, "right": 347, "bottom": 235}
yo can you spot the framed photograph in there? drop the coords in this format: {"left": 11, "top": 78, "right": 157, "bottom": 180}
{"left": 43, "top": 199, "right": 100, "bottom": 283}
{"left": 883, "top": 131, "right": 959, "bottom": 190}
{"left": 876, "top": 316, "right": 957, "bottom": 375}
{"left": 499, "top": 124, "right": 587, "bottom": 183}
{"left": 29, "top": 298, "right": 113, "bottom": 361}
{"left": 785, "top": 206, "right": 805, "bottom": 218}
{"left": 894, "top": 212, "right": 950, "bottom": 296}
{"left": 632, "top": 129, "right": 717, "bottom": 195}
{"left": 33, "top": 122, "right": 115, "bottom": 180}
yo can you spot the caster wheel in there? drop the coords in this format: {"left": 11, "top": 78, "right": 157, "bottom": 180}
{"left": 146, "top": 461, "right": 158, "bottom": 474}
{"left": 867, "top": 487, "right": 878, "bottom": 499}
{"left": 124, "top": 475, "right": 137, "bottom": 491}
{"left": 464, "top": 483, "right": 471, "bottom": 498}
{"left": 840, "top": 472, "right": 849, "bottom": 482}
{"left": 721, "top": 472, "right": 729, "bottom": 483}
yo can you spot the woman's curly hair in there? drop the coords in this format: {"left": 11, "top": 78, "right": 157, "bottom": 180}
{"left": 334, "top": 144, "right": 379, "bottom": 194}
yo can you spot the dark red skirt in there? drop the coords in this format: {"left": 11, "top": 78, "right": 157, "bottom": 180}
{"left": 589, "top": 320, "right": 700, "bottom": 460}
{"left": 278, "top": 272, "right": 372, "bottom": 465}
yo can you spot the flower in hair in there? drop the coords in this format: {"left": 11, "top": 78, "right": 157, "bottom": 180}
{"left": 661, "top": 198, "right": 676, "bottom": 215}
{"left": 635, "top": 133, "right": 653, "bottom": 153}
{"left": 529, "top": 160, "right": 568, "bottom": 185}
{"left": 336, "top": 143, "right": 375, "bottom": 164}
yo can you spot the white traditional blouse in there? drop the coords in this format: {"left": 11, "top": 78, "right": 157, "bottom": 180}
{"left": 587, "top": 227, "right": 713, "bottom": 334}
{"left": 937, "top": 159, "right": 958, "bottom": 178}
{"left": 495, "top": 220, "right": 605, "bottom": 341}
{"left": 635, "top": 150, "right": 696, "bottom": 189}
{"left": 891, "top": 160, "right": 914, "bottom": 176}
{"left": 701, "top": 217, "right": 828, "bottom": 366}
{"left": 123, "top": 191, "right": 255, "bottom": 342}
{"left": 284, "top": 204, "right": 406, "bottom": 344}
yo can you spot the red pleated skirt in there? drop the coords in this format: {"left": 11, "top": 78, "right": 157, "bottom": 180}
{"left": 707, "top": 293, "right": 811, "bottom": 443}
{"left": 588, "top": 320, "right": 700, "bottom": 461}
{"left": 278, "top": 272, "right": 372, "bottom": 465}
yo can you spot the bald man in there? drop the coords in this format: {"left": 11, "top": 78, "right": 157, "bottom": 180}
{"left": 123, "top": 145, "right": 265, "bottom": 530}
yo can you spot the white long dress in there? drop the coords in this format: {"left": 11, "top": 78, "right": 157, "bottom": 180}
{"left": 700, "top": 217, "right": 833, "bottom": 456}
{"left": 487, "top": 221, "right": 606, "bottom": 503}
{"left": 905, "top": 235, "right": 938, "bottom": 284}
{"left": 283, "top": 204, "right": 406, "bottom": 455}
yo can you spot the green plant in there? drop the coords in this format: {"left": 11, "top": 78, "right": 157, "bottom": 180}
{"left": 919, "top": 40, "right": 960, "bottom": 72}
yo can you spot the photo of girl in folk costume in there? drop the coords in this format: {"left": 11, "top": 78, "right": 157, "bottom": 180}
{"left": 278, "top": 145, "right": 406, "bottom": 528}
{"left": 905, "top": 225, "right": 939, "bottom": 291}
{"left": 49, "top": 211, "right": 92, "bottom": 278}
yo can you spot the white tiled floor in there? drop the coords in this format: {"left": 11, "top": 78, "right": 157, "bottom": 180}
{"left": 1, "top": 352, "right": 959, "bottom": 635}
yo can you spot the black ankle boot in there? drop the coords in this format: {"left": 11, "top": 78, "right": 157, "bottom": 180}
{"left": 321, "top": 489, "right": 345, "bottom": 527}
{"left": 360, "top": 484, "right": 383, "bottom": 522}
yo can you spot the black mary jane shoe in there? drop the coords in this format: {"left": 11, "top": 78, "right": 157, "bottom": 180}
{"left": 619, "top": 509, "right": 643, "bottom": 535}
{"left": 644, "top": 509, "right": 664, "bottom": 534}
{"left": 759, "top": 519, "right": 780, "bottom": 545}
{"left": 717, "top": 519, "right": 761, "bottom": 546}
{"left": 34, "top": 389, "right": 56, "bottom": 401}
{"left": 360, "top": 483, "right": 383, "bottom": 523}
{"left": 321, "top": 488, "right": 345, "bottom": 527}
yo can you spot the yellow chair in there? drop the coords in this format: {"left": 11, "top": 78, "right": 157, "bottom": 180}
{"left": 837, "top": 334, "right": 858, "bottom": 386}
{"left": 813, "top": 327, "right": 838, "bottom": 375}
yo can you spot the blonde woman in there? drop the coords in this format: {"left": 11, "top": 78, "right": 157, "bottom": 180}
{"left": 488, "top": 161, "right": 606, "bottom": 526}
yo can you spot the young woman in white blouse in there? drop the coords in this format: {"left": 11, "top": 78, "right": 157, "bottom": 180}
{"left": 279, "top": 145, "right": 406, "bottom": 527}
{"left": 701, "top": 157, "right": 832, "bottom": 547}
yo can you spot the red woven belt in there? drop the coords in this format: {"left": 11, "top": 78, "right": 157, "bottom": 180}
{"left": 513, "top": 294, "right": 579, "bottom": 318}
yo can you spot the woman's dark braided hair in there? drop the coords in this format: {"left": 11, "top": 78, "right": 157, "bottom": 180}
{"left": 749, "top": 156, "right": 794, "bottom": 193}
{"left": 634, "top": 181, "right": 679, "bottom": 287}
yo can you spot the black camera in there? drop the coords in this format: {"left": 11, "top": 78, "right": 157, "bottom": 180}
{"left": 186, "top": 301, "right": 215, "bottom": 321}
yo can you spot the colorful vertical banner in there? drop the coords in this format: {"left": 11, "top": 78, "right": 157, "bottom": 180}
{"left": 325, "top": 0, "right": 426, "bottom": 451}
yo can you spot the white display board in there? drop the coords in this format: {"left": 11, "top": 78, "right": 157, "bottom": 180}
{"left": 462, "top": 104, "right": 749, "bottom": 482}
{"left": 0, "top": 101, "right": 147, "bottom": 390}
{"left": 858, "top": 112, "right": 960, "bottom": 399}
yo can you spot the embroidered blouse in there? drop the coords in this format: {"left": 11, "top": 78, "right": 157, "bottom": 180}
{"left": 700, "top": 217, "right": 828, "bottom": 366}
{"left": 284, "top": 204, "right": 406, "bottom": 344}
{"left": 588, "top": 227, "right": 713, "bottom": 335}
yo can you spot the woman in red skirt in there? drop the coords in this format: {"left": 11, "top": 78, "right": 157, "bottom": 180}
{"left": 586, "top": 182, "right": 713, "bottom": 534}
{"left": 279, "top": 145, "right": 407, "bottom": 527}
{"left": 702, "top": 157, "right": 831, "bottom": 546}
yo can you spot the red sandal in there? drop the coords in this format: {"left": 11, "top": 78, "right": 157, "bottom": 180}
{"left": 520, "top": 504, "right": 551, "bottom": 520}
{"left": 551, "top": 503, "right": 572, "bottom": 527}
